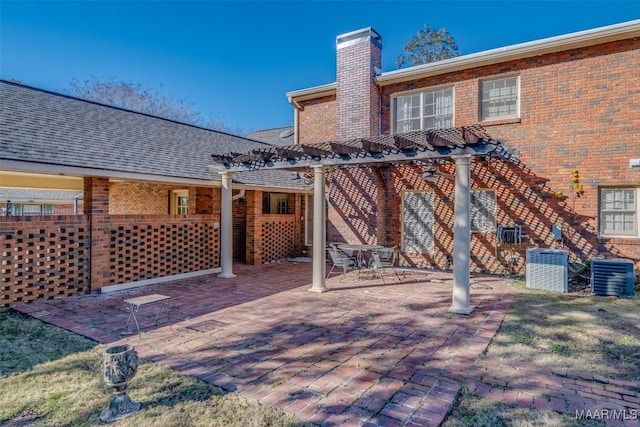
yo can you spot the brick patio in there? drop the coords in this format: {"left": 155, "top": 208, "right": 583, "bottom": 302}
{"left": 13, "top": 262, "right": 640, "bottom": 426}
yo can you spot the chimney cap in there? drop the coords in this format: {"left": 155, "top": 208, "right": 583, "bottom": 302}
{"left": 336, "top": 27, "right": 382, "bottom": 49}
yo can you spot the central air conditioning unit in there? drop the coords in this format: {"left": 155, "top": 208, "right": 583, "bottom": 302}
{"left": 526, "top": 248, "right": 568, "bottom": 292}
{"left": 591, "top": 258, "right": 635, "bottom": 297}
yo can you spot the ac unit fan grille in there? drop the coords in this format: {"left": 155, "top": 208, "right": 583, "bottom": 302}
{"left": 526, "top": 249, "right": 568, "bottom": 293}
{"left": 590, "top": 259, "right": 635, "bottom": 297}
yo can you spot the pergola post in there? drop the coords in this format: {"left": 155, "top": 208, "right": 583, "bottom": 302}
{"left": 450, "top": 155, "right": 472, "bottom": 314}
{"left": 218, "top": 171, "right": 235, "bottom": 278}
{"left": 309, "top": 164, "right": 327, "bottom": 292}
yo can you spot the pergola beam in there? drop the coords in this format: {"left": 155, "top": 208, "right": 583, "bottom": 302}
{"left": 210, "top": 144, "right": 498, "bottom": 172}
{"left": 210, "top": 125, "right": 500, "bottom": 172}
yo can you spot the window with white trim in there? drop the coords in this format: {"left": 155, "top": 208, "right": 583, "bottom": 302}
{"left": 402, "top": 191, "right": 434, "bottom": 254}
{"left": 480, "top": 76, "right": 519, "bottom": 121}
{"left": 600, "top": 188, "right": 639, "bottom": 237}
{"left": 262, "top": 192, "right": 290, "bottom": 214}
{"left": 471, "top": 190, "right": 497, "bottom": 233}
{"left": 170, "top": 189, "right": 189, "bottom": 214}
{"left": 393, "top": 87, "right": 453, "bottom": 134}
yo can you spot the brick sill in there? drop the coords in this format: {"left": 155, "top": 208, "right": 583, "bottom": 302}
{"left": 480, "top": 118, "right": 522, "bottom": 127}
{"left": 598, "top": 237, "right": 640, "bottom": 245}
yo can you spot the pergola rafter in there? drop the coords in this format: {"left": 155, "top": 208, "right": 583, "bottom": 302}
{"left": 209, "top": 124, "right": 501, "bottom": 172}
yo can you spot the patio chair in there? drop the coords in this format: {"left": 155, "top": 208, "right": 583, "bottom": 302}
{"left": 369, "top": 247, "right": 402, "bottom": 283}
{"left": 327, "top": 246, "right": 358, "bottom": 281}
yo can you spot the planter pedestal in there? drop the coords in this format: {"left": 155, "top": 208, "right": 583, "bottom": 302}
{"left": 99, "top": 344, "right": 140, "bottom": 422}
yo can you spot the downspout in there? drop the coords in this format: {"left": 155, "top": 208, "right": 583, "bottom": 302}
{"left": 288, "top": 96, "right": 303, "bottom": 145}
{"left": 232, "top": 189, "right": 246, "bottom": 201}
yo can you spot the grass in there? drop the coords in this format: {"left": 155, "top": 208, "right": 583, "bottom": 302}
{"left": 442, "top": 388, "right": 605, "bottom": 427}
{"left": 444, "top": 279, "right": 639, "bottom": 426}
{"left": 0, "top": 311, "right": 313, "bottom": 427}
{"left": 484, "top": 279, "right": 640, "bottom": 382}
{"left": 1, "top": 280, "right": 639, "bottom": 426}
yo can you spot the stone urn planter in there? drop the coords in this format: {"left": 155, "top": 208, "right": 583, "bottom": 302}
{"left": 99, "top": 344, "right": 141, "bottom": 423}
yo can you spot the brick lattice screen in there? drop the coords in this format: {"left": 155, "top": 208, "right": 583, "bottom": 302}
{"left": 108, "top": 215, "right": 219, "bottom": 284}
{"left": 261, "top": 217, "right": 296, "bottom": 263}
{"left": 1, "top": 216, "right": 90, "bottom": 308}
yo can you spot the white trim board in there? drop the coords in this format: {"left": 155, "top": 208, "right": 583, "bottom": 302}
{"left": 99, "top": 268, "right": 222, "bottom": 293}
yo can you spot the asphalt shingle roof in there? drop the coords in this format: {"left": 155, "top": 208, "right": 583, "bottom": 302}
{"left": 0, "top": 188, "right": 83, "bottom": 202}
{"left": 0, "top": 81, "right": 311, "bottom": 191}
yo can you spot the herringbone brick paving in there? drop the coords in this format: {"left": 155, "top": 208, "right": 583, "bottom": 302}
{"left": 14, "top": 262, "right": 640, "bottom": 426}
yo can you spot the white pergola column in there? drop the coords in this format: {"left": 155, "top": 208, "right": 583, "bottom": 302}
{"left": 450, "top": 155, "right": 472, "bottom": 314}
{"left": 309, "top": 164, "right": 327, "bottom": 292}
{"left": 218, "top": 171, "right": 236, "bottom": 278}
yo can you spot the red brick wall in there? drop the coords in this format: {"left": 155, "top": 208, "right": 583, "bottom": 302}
{"left": 319, "top": 38, "right": 640, "bottom": 272}
{"left": 0, "top": 215, "right": 90, "bottom": 308}
{"left": 337, "top": 37, "right": 381, "bottom": 139}
{"left": 196, "top": 187, "right": 218, "bottom": 214}
{"left": 109, "top": 182, "right": 198, "bottom": 214}
{"left": 298, "top": 95, "right": 337, "bottom": 144}
{"left": 106, "top": 215, "right": 220, "bottom": 284}
{"left": 245, "top": 190, "right": 302, "bottom": 265}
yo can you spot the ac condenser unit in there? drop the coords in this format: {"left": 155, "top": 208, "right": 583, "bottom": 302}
{"left": 590, "top": 258, "right": 635, "bottom": 297}
{"left": 526, "top": 248, "right": 568, "bottom": 292}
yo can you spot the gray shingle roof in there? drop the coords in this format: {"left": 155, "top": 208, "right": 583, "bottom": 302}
{"left": 246, "top": 126, "right": 295, "bottom": 146}
{"left": 0, "top": 81, "right": 310, "bottom": 191}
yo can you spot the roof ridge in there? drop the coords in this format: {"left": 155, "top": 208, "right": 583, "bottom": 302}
{"left": 247, "top": 126, "right": 294, "bottom": 133}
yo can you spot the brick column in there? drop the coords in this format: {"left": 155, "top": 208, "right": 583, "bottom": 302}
{"left": 245, "top": 190, "right": 263, "bottom": 265}
{"left": 84, "top": 177, "right": 110, "bottom": 291}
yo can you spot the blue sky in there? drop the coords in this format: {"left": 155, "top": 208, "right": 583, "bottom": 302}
{"left": 1, "top": 1, "right": 638, "bottom": 134}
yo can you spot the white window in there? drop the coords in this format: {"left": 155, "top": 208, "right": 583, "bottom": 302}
{"left": 393, "top": 87, "right": 453, "bottom": 134}
{"left": 600, "top": 188, "right": 639, "bottom": 237}
{"left": 471, "top": 190, "right": 497, "bottom": 233}
{"left": 262, "top": 193, "right": 289, "bottom": 214}
{"left": 170, "top": 190, "right": 188, "bottom": 214}
{"left": 480, "top": 76, "right": 519, "bottom": 121}
{"left": 402, "top": 191, "right": 434, "bottom": 254}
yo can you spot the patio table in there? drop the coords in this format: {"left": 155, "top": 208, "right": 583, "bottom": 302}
{"left": 123, "top": 294, "right": 172, "bottom": 339}
{"left": 338, "top": 244, "right": 384, "bottom": 269}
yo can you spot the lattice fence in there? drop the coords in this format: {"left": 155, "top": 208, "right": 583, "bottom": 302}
{"left": 108, "top": 216, "right": 219, "bottom": 284}
{"left": 1, "top": 216, "right": 90, "bottom": 308}
{"left": 261, "top": 217, "right": 295, "bottom": 263}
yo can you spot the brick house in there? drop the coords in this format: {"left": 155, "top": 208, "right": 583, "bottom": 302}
{"left": 280, "top": 21, "right": 640, "bottom": 275}
{"left": 209, "top": 21, "right": 639, "bottom": 311}
{"left": 0, "top": 81, "right": 312, "bottom": 307}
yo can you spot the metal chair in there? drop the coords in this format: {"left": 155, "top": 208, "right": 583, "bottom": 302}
{"left": 369, "top": 246, "right": 401, "bottom": 283}
{"left": 327, "top": 246, "right": 358, "bottom": 281}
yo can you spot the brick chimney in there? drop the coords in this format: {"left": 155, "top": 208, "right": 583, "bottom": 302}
{"left": 336, "top": 27, "right": 382, "bottom": 140}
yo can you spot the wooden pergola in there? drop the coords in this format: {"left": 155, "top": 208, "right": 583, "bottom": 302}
{"left": 209, "top": 124, "right": 503, "bottom": 314}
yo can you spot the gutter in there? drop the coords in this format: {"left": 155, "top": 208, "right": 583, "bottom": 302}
{"left": 376, "top": 19, "right": 640, "bottom": 86}
{"left": 286, "top": 82, "right": 337, "bottom": 102}
{"left": 285, "top": 20, "right": 640, "bottom": 98}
